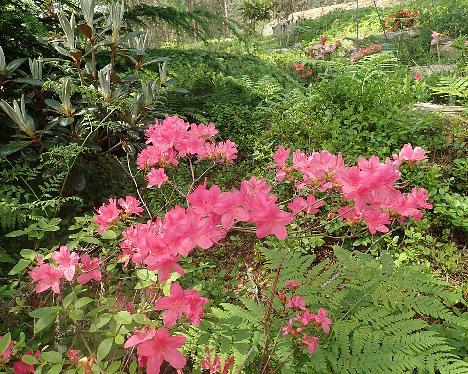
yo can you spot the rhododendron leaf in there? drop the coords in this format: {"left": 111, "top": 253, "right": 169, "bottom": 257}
{"left": 8, "top": 259, "right": 31, "bottom": 275}
{"left": 132, "top": 313, "right": 149, "bottom": 325}
{"left": 21, "top": 354, "right": 39, "bottom": 365}
{"left": 47, "top": 363, "right": 63, "bottom": 374}
{"left": 106, "top": 361, "right": 121, "bottom": 373}
{"left": 114, "top": 335, "right": 124, "bottom": 345}
{"left": 20, "top": 249, "right": 36, "bottom": 260}
{"left": 62, "top": 293, "right": 75, "bottom": 309}
{"left": 97, "top": 337, "right": 114, "bottom": 362}
{"left": 41, "top": 351, "right": 62, "bottom": 363}
{"left": 34, "top": 315, "right": 55, "bottom": 333}
{"left": 115, "top": 311, "right": 132, "bottom": 325}
{"left": 0, "top": 333, "right": 11, "bottom": 354}
{"left": 89, "top": 313, "right": 113, "bottom": 332}
{"left": 101, "top": 229, "right": 118, "bottom": 240}
{"left": 75, "top": 297, "right": 93, "bottom": 309}
{"left": 162, "top": 273, "right": 182, "bottom": 296}
{"left": 29, "top": 307, "right": 60, "bottom": 318}
{"left": 129, "top": 361, "right": 137, "bottom": 374}
{"left": 69, "top": 309, "right": 85, "bottom": 321}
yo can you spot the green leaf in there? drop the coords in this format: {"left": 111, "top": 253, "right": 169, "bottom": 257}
{"left": 21, "top": 354, "right": 39, "bottom": 365}
{"left": 101, "top": 230, "right": 118, "bottom": 240}
{"left": 89, "top": 313, "right": 113, "bottom": 332}
{"left": 8, "top": 259, "right": 31, "bottom": 275}
{"left": 0, "top": 333, "right": 11, "bottom": 354}
{"left": 69, "top": 309, "right": 84, "bottom": 321}
{"left": 20, "top": 249, "right": 36, "bottom": 260}
{"left": 106, "top": 361, "right": 121, "bottom": 373}
{"left": 114, "top": 311, "right": 132, "bottom": 325}
{"left": 62, "top": 293, "right": 75, "bottom": 309}
{"left": 29, "top": 307, "right": 59, "bottom": 319}
{"left": 46, "top": 363, "right": 63, "bottom": 374}
{"left": 41, "top": 351, "right": 62, "bottom": 363}
{"left": 0, "top": 141, "right": 32, "bottom": 156}
{"left": 6, "top": 229, "right": 26, "bottom": 238}
{"left": 114, "top": 335, "right": 124, "bottom": 345}
{"left": 97, "top": 337, "right": 114, "bottom": 362}
{"left": 129, "top": 361, "right": 137, "bottom": 374}
{"left": 75, "top": 297, "right": 93, "bottom": 309}
{"left": 34, "top": 315, "right": 55, "bottom": 334}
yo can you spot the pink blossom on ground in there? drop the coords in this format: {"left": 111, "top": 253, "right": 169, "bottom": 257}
{"left": 51, "top": 245, "right": 79, "bottom": 281}
{"left": 147, "top": 168, "right": 169, "bottom": 188}
{"left": 118, "top": 195, "right": 144, "bottom": 216}
{"left": 77, "top": 254, "right": 102, "bottom": 284}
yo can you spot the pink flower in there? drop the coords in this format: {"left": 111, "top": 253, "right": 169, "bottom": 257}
{"left": 284, "top": 280, "right": 302, "bottom": 289}
{"left": 281, "top": 319, "right": 302, "bottom": 336}
{"left": 118, "top": 196, "right": 144, "bottom": 216}
{"left": 30, "top": 257, "right": 63, "bottom": 294}
{"left": 294, "top": 63, "right": 305, "bottom": 71}
{"left": 77, "top": 254, "right": 101, "bottom": 284}
{"left": 147, "top": 168, "right": 169, "bottom": 188}
{"left": 95, "top": 198, "right": 120, "bottom": 234}
{"left": 362, "top": 207, "right": 390, "bottom": 234}
{"left": 144, "top": 255, "right": 185, "bottom": 283}
{"left": 314, "top": 308, "right": 332, "bottom": 333}
{"left": 51, "top": 245, "right": 79, "bottom": 281}
{"left": 67, "top": 349, "right": 80, "bottom": 365}
{"left": 295, "top": 309, "right": 317, "bottom": 326}
{"left": 249, "top": 195, "right": 293, "bottom": 240}
{"left": 124, "top": 327, "right": 186, "bottom": 374}
{"left": 302, "top": 335, "right": 319, "bottom": 353}
{"left": 273, "top": 145, "right": 290, "bottom": 167}
{"left": 288, "top": 195, "right": 324, "bottom": 215}
{"left": 200, "top": 347, "right": 234, "bottom": 374}
{"left": 155, "top": 283, "right": 208, "bottom": 327}
{"left": 285, "top": 296, "right": 307, "bottom": 310}
{"left": 413, "top": 71, "right": 423, "bottom": 80}
{"left": 393, "top": 143, "right": 426, "bottom": 164}
{"left": 432, "top": 31, "right": 441, "bottom": 43}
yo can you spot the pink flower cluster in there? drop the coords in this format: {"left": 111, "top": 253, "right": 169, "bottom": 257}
{"left": 124, "top": 327, "right": 186, "bottom": 374}
{"left": 29, "top": 246, "right": 101, "bottom": 294}
{"left": 350, "top": 43, "right": 382, "bottom": 63}
{"left": 95, "top": 195, "right": 144, "bottom": 233}
{"left": 200, "top": 347, "right": 234, "bottom": 374}
{"left": 273, "top": 144, "right": 431, "bottom": 234}
{"left": 306, "top": 35, "right": 342, "bottom": 60}
{"left": 294, "top": 63, "right": 313, "bottom": 79}
{"left": 278, "top": 281, "right": 332, "bottom": 353}
{"left": 137, "top": 116, "right": 237, "bottom": 188}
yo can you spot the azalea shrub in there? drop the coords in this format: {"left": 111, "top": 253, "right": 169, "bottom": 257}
{"left": 2, "top": 115, "right": 433, "bottom": 373}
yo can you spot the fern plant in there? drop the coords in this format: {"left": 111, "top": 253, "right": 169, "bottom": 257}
{"left": 186, "top": 239, "right": 468, "bottom": 373}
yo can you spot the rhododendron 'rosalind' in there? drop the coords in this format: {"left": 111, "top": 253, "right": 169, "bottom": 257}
{"left": 51, "top": 245, "right": 79, "bottom": 281}
{"left": 200, "top": 347, "right": 235, "bottom": 374}
{"left": 124, "top": 327, "right": 186, "bottom": 374}
{"left": 286, "top": 296, "right": 307, "bottom": 310}
{"left": 393, "top": 143, "right": 426, "bottom": 165}
{"left": 95, "top": 198, "right": 120, "bottom": 233}
{"left": 30, "top": 257, "right": 63, "bottom": 294}
{"left": 314, "top": 308, "right": 333, "bottom": 333}
{"left": 146, "top": 168, "right": 169, "bottom": 188}
{"left": 282, "top": 319, "right": 303, "bottom": 336}
{"left": 302, "top": 335, "right": 320, "bottom": 352}
{"left": 155, "top": 282, "right": 208, "bottom": 327}
{"left": 77, "top": 254, "right": 102, "bottom": 284}
{"left": 118, "top": 195, "right": 144, "bottom": 216}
